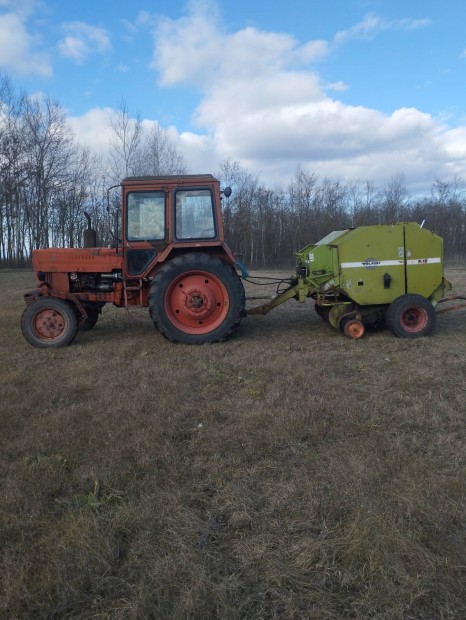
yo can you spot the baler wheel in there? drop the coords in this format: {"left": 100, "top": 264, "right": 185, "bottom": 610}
{"left": 21, "top": 298, "right": 78, "bottom": 348}
{"left": 342, "top": 319, "right": 365, "bottom": 339}
{"left": 149, "top": 253, "right": 245, "bottom": 344}
{"left": 386, "top": 294, "right": 436, "bottom": 338}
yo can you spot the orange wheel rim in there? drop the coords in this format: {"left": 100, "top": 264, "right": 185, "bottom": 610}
{"left": 164, "top": 270, "right": 229, "bottom": 335}
{"left": 400, "top": 306, "right": 428, "bottom": 332}
{"left": 344, "top": 320, "right": 365, "bottom": 339}
{"left": 33, "top": 309, "right": 67, "bottom": 341}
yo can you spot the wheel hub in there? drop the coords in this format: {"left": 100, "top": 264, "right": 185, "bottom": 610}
{"left": 164, "top": 270, "right": 229, "bottom": 334}
{"left": 35, "top": 310, "right": 65, "bottom": 339}
{"left": 183, "top": 285, "right": 216, "bottom": 319}
{"left": 187, "top": 291, "right": 207, "bottom": 311}
{"left": 402, "top": 307, "right": 427, "bottom": 330}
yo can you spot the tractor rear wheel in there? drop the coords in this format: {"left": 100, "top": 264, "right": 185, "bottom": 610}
{"left": 21, "top": 297, "right": 78, "bottom": 348}
{"left": 386, "top": 294, "right": 436, "bottom": 338}
{"left": 149, "top": 253, "right": 245, "bottom": 344}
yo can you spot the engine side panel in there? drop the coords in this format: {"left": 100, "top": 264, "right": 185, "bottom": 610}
{"left": 32, "top": 247, "right": 122, "bottom": 274}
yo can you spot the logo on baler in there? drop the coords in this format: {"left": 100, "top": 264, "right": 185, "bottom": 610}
{"left": 362, "top": 258, "right": 380, "bottom": 270}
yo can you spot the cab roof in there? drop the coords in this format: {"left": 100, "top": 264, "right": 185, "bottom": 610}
{"left": 122, "top": 174, "right": 216, "bottom": 183}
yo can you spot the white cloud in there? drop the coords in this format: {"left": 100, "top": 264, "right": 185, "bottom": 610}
{"left": 67, "top": 106, "right": 219, "bottom": 177}
{"left": 0, "top": 9, "right": 51, "bottom": 76}
{"left": 299, "top": 40, "right": 329, "bottom": 63}
{"left": 58, "top": 22, "right": 112, "bottom": 64}
{"left": 68, "top": 107, "right": 115, "bottom": 156}
{"left": 64, "top": 3, "right": 464, "bottom": 193}
{"left": 152, "top": 7, "right": 328, "bottom": 90}
{"left": 326, "top": 81, "right": 349, "bottom": 92}
{"left": 334, "top": 13, "right": 431, "bottom": 46}
{"left": 142, "top": 3, "right": 466, "bottom": 191}
{"left": 0, "top": 0, "right": 36, "bottom": 18}
{"left": 151, "top": 7, "right": 223, "bottom": 86}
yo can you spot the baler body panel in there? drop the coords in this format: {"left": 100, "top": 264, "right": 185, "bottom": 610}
{"left": 301, "top": 242, "right": 339, "bottom": 288}
{"left": 337, "top": 225, "right": 406, "bottom": 305}
{"left": 297, "top": 222, "right": 446, "bottom": 306}
{"left": 404, "top": 222, "right": 443, "bottom": 298}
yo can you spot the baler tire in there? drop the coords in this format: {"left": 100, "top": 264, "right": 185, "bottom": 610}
{"left": 78, "top": 305, "right": 100, "bottom": 331}
{"left": 341, "top": 317, "right": 365, "bottom": 339}
{"left": 149, "top": 253, "right": 245, "bottom": 344}
{"left": 386, "top": 294, "right": 436, "bottom": 338}
{"left": 21, "top": 298, "right": 78, "bottom": 348}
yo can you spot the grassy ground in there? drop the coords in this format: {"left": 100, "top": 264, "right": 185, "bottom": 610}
{"left": 1, "top": 267, "right": 465, "bottom": 619}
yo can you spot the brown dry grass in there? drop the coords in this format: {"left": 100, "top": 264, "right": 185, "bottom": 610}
{"left": 1, "top": 267, "right": 466, "bottom": 619}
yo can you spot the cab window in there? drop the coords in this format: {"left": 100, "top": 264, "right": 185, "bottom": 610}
{"left": 127, "top": 191, "right": 165, "bottom": 241}
{"left": 175, "top": 189, "right": 216, "bottom": 239}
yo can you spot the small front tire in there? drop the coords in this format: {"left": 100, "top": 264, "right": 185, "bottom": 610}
{"left": 340, "top": 317, "right": 365, "bottom": 339}
{"left": 21, "top": 298, "right": 78, "bottom": 348}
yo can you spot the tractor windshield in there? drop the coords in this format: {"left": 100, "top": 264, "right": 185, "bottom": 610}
{"left": 127, "top": 191, "right": 165, "bottom": 241}
{"left": 175, "top": 189, "right": 216, "bottom": 239}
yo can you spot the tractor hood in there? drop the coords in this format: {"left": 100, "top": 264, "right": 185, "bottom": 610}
{"left": 32, "top": 247, "right": 123, "bottom": 274}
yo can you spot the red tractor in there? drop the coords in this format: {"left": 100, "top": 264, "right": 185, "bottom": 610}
{"left": 21, "top": 175, "right": 245, "bottom": 347}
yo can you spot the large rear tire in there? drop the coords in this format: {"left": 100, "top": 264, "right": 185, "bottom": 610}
{"left": 386, "top": 294, "right": 436, "bottom": 338}
{"left": 21, "top": 298, "right": 78, "bottom": 348}
{"left": 149, "top": 253, "right": 245, "bottom": 344}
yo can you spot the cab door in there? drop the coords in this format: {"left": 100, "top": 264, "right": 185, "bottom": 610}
{"left": 124, "top": 189, "right": 168, "bottom": 276}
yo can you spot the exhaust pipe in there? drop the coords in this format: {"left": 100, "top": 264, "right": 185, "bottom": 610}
{"left": 83, "top": 211, "right": 97, "bottom": 248}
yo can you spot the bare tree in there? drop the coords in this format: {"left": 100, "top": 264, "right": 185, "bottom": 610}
{"left": 22, "top": 95, "right": 79, "bottom": 250}
{"left": 218, "top": 159, "right": 259, "bottom": 263}
{"left": 109, "top": 100, "right": 143, "bottom": 180}
{"left": 0, "top": 76, "right": 27, "bottom": 262}
{"left": 382, "top": 172, "right": 411, "bottom": 224}
{"left": 346, "top": 179, "right": 381, "bottom": 227}
{"left": 134, "top": 123, "right": 187, "bottom": 176}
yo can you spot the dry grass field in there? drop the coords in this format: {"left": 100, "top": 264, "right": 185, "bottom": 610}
{"left": 1, "top": 267, "right": 466, "bottom": 619}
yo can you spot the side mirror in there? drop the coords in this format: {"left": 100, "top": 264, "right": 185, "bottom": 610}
{"left": 222, "top": 186, "right": 232, "bottom": 198}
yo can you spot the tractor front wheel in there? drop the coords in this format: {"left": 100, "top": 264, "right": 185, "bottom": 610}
{"left": 21, "top": 298, "right": 78, "bottom": 348}
{"left": 386, "top": 294, "right": 436, "bottom": 338}
{"left": 149, "top": 253, "right": 245, "bottom": 344}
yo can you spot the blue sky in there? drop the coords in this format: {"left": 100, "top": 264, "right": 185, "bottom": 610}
{"left": 1, "top": 0, "right": 466, "bottom": 191}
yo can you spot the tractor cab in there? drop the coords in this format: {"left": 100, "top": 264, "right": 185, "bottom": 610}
{"left": 120, "top": 175, "right": 229, "bottom": 277}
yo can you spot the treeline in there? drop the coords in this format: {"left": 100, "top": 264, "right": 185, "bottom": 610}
{"left": 0, "top": 76, "right": 186, "bottom": 265}
{"left": 1, "top": 75, "right": 465, "bottom": 268}
{"left": 221, "top": 162, "right": 466, "bottom": 267}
